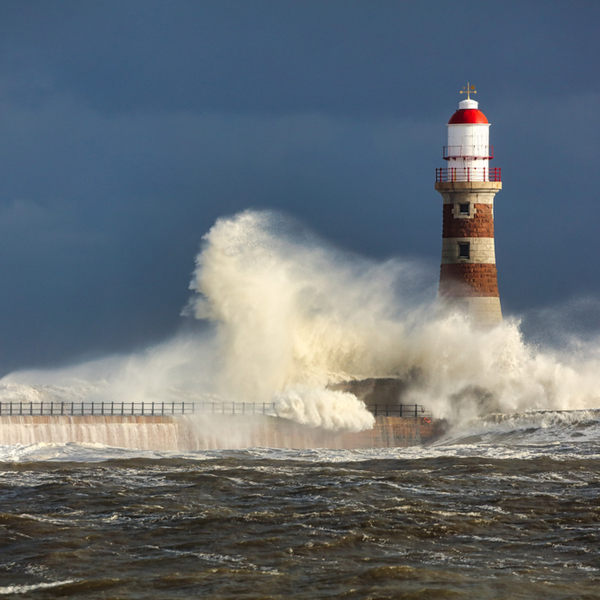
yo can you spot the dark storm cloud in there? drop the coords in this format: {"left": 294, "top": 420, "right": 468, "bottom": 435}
{"left": 0, "top": 0, "right": 599, "bottom": 373}
{"left": 2, "top": 1, "right": 599, "bottom": 115}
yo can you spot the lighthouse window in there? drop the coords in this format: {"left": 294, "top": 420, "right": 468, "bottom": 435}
{"left": 459, "top": 242, "right": 470, "bottom": 259}
{"left": 459, "top": 203, "right": 470, "bottom": 215}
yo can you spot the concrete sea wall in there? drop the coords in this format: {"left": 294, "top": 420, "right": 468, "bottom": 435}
{"left": 0, "top": 415, "right": 444, "bottom": 451}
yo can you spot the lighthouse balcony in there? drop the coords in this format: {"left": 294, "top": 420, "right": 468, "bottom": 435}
{"left": 436, "top": 167, "right": 501, "bottom": 183}
{"left": 443, "top": 145, "right": 493, "bottom": 160}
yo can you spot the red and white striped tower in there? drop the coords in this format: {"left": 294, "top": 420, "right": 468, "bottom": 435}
{"left": 435, "top": 84, "right": 502, "bottom": 324}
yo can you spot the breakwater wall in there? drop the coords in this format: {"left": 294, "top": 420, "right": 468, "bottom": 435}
{"left": 0, "top": 414, "right": 444, "bottom": 450}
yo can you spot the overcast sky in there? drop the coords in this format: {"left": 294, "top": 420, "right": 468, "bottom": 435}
{"left": 0, "top": 0, "right": 599, "bottom": 374}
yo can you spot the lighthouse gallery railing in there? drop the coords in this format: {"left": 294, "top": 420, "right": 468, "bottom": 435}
{"left": 436, "top": 167, "right": 501, "bottom": 182}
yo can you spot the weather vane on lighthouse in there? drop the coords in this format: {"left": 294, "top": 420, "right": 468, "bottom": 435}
{"left": 460, "top": 83, "right": 477, "bottom": 100}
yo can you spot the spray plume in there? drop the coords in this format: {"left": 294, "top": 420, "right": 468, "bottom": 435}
{"left": 186, "top": 210, "right": 600, "bottom": 426}
{"left": 2, "top": 209, "right": 600, "bottom": 433}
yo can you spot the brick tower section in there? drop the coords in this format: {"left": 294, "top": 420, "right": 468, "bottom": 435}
{"left": 435, "top": 181, "right": 502, "bottom": 324}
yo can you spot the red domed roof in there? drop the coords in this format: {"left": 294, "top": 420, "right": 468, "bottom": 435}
{"left": 448, "top": 109, "right": 488, "bottom": 125}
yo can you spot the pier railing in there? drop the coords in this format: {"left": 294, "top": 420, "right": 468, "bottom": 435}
{"left": 0, "top": 401, "right": 277, "bottom": 417}
{"left": 0, "top": 401, "right": 430, "bottom": 419}
{"left": 368, "top": 404, "right": 428, "bottom": 418}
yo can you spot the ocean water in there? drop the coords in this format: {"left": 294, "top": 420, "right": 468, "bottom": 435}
{"left": 1, "top": 410, "right": 599, "bottom": 599}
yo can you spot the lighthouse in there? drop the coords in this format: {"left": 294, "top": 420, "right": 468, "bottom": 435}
{"left": 435, "top": 84, "right": 502, "bottom": 324}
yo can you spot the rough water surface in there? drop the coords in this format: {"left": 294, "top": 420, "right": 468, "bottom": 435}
{"left": 1, "top": 413, "right": 599, "bottom": 599}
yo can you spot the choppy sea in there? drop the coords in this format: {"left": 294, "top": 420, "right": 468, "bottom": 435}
{"left": 1, "top": 410, "right": 599, "bottom": 599}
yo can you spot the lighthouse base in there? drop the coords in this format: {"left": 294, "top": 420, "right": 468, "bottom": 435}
{"left": 439, "top": 296, "right": 502, "bottom": 325}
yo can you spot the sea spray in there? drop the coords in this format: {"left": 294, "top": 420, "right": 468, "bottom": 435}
{"left": 187, "top": 209, "right": 434, "bottom": 402}
{"left": 2, "top": 210, "right": 600, "bottom": 436}
{"left": 436, "top": 408, "right": 600, "bottom": 449}
{"left": 1, "top": 336, "right": 218, "bottom": 406}
{"left": 187, "top": 210, "right": 600, "bottom": 425}
{"left": 273, "top": 386, "right": 375, "bottom": 432}
{"left": 405, "top": 312, "right": 600, "bottom": 423}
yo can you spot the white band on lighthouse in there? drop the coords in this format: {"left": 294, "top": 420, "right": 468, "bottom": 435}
{"left": 441, "top": 238, "right": 497, "bottom": 264}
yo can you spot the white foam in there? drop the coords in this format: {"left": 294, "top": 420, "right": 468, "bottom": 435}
{"left": 273, "top": 385, "right": 374, "bottom": 432}
{"left": 187, "top": 211, "right": 600, "bottom": 426}
{"left": 0, "top": 580, "right": 76, "bottom": 595}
